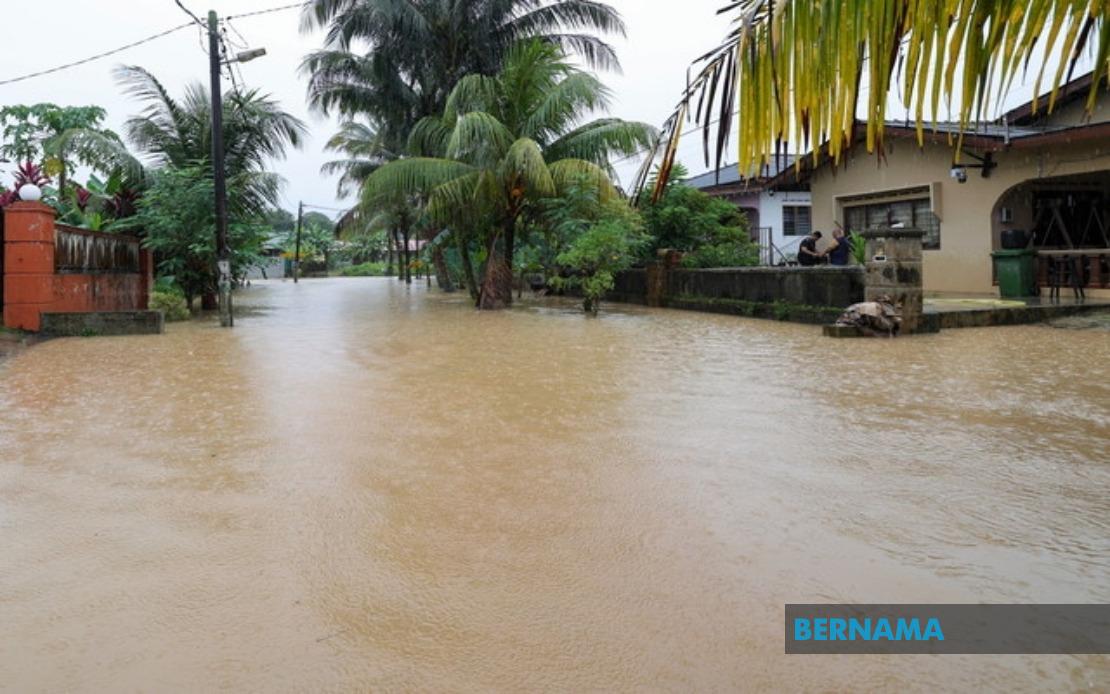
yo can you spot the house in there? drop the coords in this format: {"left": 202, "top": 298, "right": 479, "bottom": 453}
{"left": 763, "top": 71, "right": 1110, "bottom": 296}
{"left": 685, "top": 157, "right": 812, "bottom": 265}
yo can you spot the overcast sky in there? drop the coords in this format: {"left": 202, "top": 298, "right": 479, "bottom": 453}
{"left": 0, "top": 1, "right": 1088, "bottom": 219}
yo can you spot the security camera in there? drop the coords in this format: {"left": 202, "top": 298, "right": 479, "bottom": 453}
{"left": 950, "top": 166, "right": 968, "bottom": 184}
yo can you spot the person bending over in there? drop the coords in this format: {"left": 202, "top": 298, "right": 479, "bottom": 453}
{"left": 797, "top": 231, "right": 823, "bottom": 266}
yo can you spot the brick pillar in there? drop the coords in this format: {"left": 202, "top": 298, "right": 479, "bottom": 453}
{"left": 861, "top": 228, "right": 924, "bottom": 334}
{"left": 3, "top": 202, "right": 57, "bottom": 332}
{"left": 139, "top": 248, "right": 154, "bottom": 310}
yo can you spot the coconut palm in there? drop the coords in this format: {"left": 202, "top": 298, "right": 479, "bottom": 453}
{"left": 114, "top": 65, "right": 307, "bottom": 216}
{"left": 321, "top": 117, "right": 395, "bottom": 198}
{"left": 361, "top": 40, "right": 657, "bottom": 309}
{"left": 301, "top": 0, "right": 627, "bottom": 152}
{"left": 644, "top": 0, "right": 1109, "bottom": 199}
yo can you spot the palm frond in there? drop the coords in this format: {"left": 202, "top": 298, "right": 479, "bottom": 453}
{"left": 500, "top": 138, "right": 557, "bottom": 198}
{"left": 545, "top": 118, "right": 658, "bottom": 167}
{"left": 521, "top": 72, "right": 612, "bottom": 141}
{"left": 361, "top": 157, "right": 478, "bottom": 205}
{"left": 548, "top": 158, "right": 617, "bottom": 201}
{"left": 661, "top": 0, "right": 1109, "bottom": 196}
{"left": 446, "top": 112, "right": 515, "bottom": 166}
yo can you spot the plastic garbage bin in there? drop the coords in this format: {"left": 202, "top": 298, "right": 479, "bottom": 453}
{"left": 992, "top": 249, "right": 1038, "bottom": 298}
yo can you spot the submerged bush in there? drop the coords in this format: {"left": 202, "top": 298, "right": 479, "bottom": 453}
{"left": 149, "top": 290, "right": 190, "bottom": 322}
{"left": 340, "top": 261, "right": 388, "bottom": 277}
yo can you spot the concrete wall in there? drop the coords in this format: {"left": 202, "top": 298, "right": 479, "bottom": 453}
{"left": 612, "top": 265, "right": 864, "bottom": 319}
{"left": 3, "top": 202, "right": 153, "bottom": 331}
{"left": 808, "top": 137, "right": 1110, "bottom": 295}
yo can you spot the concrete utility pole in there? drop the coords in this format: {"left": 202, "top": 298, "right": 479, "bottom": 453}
{"left": 208, "top": 10, "right": 233, "bottom": 327}
{"left": 294, "top": 201, "right": 304, "bottom": 283}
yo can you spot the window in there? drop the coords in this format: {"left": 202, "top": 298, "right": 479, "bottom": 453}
{"left": 843, "top": 191, "right": 940, "bottom": 250}
{"left": 783, "top": 205, "right": 812, "bottom": 236}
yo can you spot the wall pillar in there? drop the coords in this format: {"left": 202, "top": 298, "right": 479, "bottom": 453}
{"left": 3, "top": 202, "right": 57, "bottom": 332}
{"left": 139, "top": 248, "right": 154, "bottom": 310}
{"left": 861, "top": 228, "right": 924, "bottom": 333}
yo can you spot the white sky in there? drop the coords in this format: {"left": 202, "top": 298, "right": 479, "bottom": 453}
{"left": 0, "top": 1, "right": 1092, "bottom": 217}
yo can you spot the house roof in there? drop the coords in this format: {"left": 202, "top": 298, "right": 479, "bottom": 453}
{"left": 1003, "top": 70, "right": 1100, "bottom": 126}
{"left": 758, "top": 69, "right": 1108, "bottom": 189}
{"left": 684, "top": 154, "right": 799, "bottom": 191}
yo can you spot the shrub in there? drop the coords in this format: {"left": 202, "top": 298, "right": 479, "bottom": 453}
{"left": 553, "top": 217, "right": 647, "bottom": 314}
{"left": 149, "top": 290, "right": 191, "bottom": 322}
{"left": 340, "top": 261, "right": 388, "bottom": 277}
{"left": 681, "top": 240, "right": 759, "bottom": 268}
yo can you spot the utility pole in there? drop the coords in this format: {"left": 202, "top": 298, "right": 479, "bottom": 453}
{"left": 208, "top": 10, "right": 232, "bottom": 327}
{"left": 294, "top": 201, "right": 303, "bottom": 283}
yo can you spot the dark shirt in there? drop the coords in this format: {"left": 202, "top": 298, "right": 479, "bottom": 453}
{"left": 828, "top": 236, "right": 851, "bottom": 266}
{"left": 798, "top": 237, "right": 819, "bottom": 266}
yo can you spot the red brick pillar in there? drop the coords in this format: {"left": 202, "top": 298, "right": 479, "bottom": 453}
{"left": 3, "top": 202, "right": 57, "bottom": 332}
{"left": 139, "top": 248, "right": 154, "bottom": 310}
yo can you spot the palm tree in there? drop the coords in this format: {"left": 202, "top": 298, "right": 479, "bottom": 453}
{"left": 644, "top": 0, "right": 1109, "bottom": 199}
{"left": 361, "top": 40, "right": 657, "bottom": 309}
{"left": 301, "top": 0, "right": 627, "bottom": 152}
{"left": 115, "top": 65, "right": 307, "bottom": 216}
{"left": 321, "top": 118, "right": 395, "bottom": 198}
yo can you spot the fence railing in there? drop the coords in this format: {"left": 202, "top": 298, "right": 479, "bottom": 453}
{"left": 1035, "top": 250, "right": 1110, "bottom": 289}
{"left": 757, "top": 227, "right": 803, "bottom": 266}
{"left": 54, "top": 224, "right": 141, "bottom": 274}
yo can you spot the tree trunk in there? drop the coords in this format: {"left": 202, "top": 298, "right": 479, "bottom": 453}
{"left": 478, "top": 234, "right": 512, "bottom": 310}
{"left": 401, "top": 228, "right": 412, "bottom": 284}
{"left": 503, "top": 222, "right": 516, "bottom": 306}
{"left": 457, "top": 234, "right": 479, "bottom": 303}
{"left": 432, "top": 246, "right": 455, "bottom": 293}
{"left": 386, "top": 232, "right": 395, "bottom": 277}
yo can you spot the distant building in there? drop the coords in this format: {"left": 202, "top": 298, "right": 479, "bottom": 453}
{"left": 685, "top": 156, "right": 813, "bottom": 265}
{"left": 762, "top": 71, "right": 1109, "bottom": 296}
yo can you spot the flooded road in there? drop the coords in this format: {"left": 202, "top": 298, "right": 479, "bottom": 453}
{"left": 1, "top": 278, "right": 1107, "bottom": 692}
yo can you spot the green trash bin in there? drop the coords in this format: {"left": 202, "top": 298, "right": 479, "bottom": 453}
{"left": 992, "top": 249, "right": 1037, "bottom": 298}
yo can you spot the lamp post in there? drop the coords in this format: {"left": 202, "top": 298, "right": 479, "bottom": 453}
{"left": 206, "top": 9, "right": 266, "bottom": 328}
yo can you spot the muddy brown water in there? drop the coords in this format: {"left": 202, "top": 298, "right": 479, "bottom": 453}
{"left": 1, "top": 278, "right": 1107, "bottom": 692}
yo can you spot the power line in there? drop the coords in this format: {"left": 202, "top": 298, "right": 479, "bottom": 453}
{"left": 0, "top": 23, "right": 194, "bottom": 87}
{"left": 0, "top": 0, "right": 300, "bottom": 88}
{"left": 302, "top": 203, "right": 352, "bottom": 214}
{"left": 226, "top": 3, "right": 304, "bottom": 21}
{"left": 173, "top": 0, "right": 206, "bottom": 27}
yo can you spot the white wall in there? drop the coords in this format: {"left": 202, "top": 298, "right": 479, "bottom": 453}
{"left": 759, "top": 190, "right": 813, "bottom": 263}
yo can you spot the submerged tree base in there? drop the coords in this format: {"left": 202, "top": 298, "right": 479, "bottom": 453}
{"left": 478, "top": 255, "right": 513, "bottom": 310}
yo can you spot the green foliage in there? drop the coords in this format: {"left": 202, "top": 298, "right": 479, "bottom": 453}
{"left": 361, "top": 40, "right": 656, "bottom": 307}
{"left": 154, "top": 276, "right": 185, "bottom": 296}
{"left": 149, "top": 291, "right": 191, "bottom": 322}
{"left": 342, "top": 229, "right": 388, "bottom": 264}
{"left": 340, "top": 261, "right": 388, "bottom": 277}
{"left": 850, "top": 232, "right": 867, "bottom": 265}
{"left": 0, "top": 104, "right": 119, "bottom": 174}
{"left": 287, "top": 217, "right": 340, "bottom": 269}
{"left": 552, "top": 208, "right": 646, "bottom": 315}
{"left": 130, "top": 166, "right": 265, "bottom": 305}
{"left": 115, "top": 66, "right": 305, "bottom": 215}
{"left": 302, "top": 0, "right": 627, "bottom": 158}
{"left": 680, "top": 223, "right": 760, "bottom": 268}
{"left": 264, "top": 208, "right": 296, "bottom": 233}
{"left": 636, "top": 169, "right": 758, "bottom": 269}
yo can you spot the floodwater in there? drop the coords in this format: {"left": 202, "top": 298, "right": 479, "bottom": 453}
{"left": 1, "top": 278, "right": 1107, "bottom": 692}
